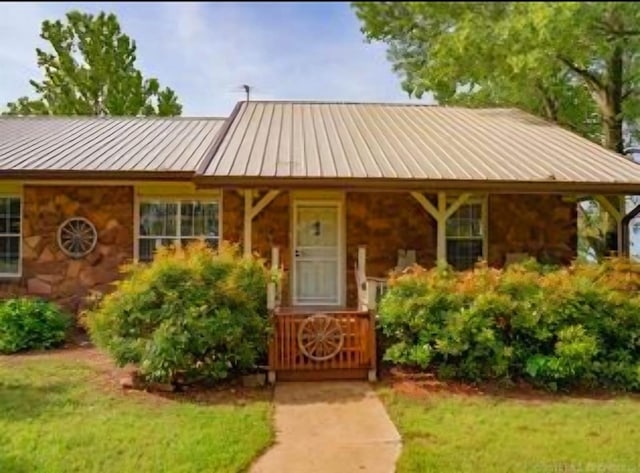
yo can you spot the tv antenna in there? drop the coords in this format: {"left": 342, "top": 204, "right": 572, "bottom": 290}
{"left": 242, "top": 84, "right": 251, "bottom": 102}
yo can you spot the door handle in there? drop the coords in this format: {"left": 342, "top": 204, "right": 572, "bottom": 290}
{"left": 295, "top": 250, "right": 301, "bottom": 257}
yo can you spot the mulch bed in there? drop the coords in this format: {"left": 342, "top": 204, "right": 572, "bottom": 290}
{"left": 379, "top": 364, "right": 633, "bottom": 402}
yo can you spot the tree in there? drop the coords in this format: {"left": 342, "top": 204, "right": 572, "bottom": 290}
{"left": 5, "top": 11, "right": 182, "bottom": 116}
{"left": 353, "top": 2, "right": 640, "bottom": 153}
{"left": 577, "top": 201, "right": 612, "bottom": 262}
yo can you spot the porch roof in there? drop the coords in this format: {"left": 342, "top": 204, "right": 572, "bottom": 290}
{"left": 196, "top": 101, "right": 640, "bottom": 192}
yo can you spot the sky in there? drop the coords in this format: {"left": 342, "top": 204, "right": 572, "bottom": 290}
{"left": 0, "top": 2, "right": 429, "bottom": 117}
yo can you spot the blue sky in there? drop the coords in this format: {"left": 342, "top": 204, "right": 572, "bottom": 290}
{"left": 0, "top": 2, "right": 428, "bottom": 116}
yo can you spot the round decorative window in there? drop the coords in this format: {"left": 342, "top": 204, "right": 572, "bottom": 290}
{"left": 57, "top": 217, "right": 98, "bottom": 259}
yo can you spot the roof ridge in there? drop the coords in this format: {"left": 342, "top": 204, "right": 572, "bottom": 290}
{"left": 237, "top": 99, "right": 520, "bottom": 111}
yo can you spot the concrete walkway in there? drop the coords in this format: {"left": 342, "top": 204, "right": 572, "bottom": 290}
{"left": 250, "top": 382, "right": 402, "bottom": 473}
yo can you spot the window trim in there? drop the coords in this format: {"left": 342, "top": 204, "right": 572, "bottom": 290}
{"left": 445, "top": 195, "right": 488, "bottom": 268}
{"left": 0, "top": 194, "right": 22, "bottom": 278}
{"left": 134, "top": 195, "right": 223, "bottom": 262}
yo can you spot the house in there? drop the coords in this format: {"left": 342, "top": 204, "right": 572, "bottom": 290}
{"left": 6, "top": 100, "right": 640, "bottom": 380}
{"left": 1, "top": 100, "right": 639, "bottom": 315}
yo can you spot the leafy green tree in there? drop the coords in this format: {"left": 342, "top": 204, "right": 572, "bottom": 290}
{"left": 353, "top": 2, "right": 640, "bottom": 153}
{"left": 5, "top": 11, "right": 182, "bottom": 116}
{"left": 577, "top": 201, "right": 611, "bottom": 262}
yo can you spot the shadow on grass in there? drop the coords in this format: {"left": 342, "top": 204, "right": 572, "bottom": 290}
{"left": 0, "top": 381, "right": 73, "bottom": 421}
{"left": 147, "top": 383, "right": 274, "bottom": 407}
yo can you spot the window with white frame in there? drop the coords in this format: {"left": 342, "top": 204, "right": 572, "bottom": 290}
{"left": 0, "top": 197, "right": 21, "bottom": 275}
{"left": 446, "top": 200, "right": 484, "bottom": 270}
{"left": 138, "top": 200, "right": 220, "bottom": 262}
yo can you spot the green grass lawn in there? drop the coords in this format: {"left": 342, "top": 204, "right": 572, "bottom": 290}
{"left": 380, "top": 386, "right": 640, "bottom": 473}
{"left": 0, "top": 353, "right": 273, "bottom": 473}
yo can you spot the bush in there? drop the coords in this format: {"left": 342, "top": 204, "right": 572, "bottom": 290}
{"left": 379, "top": 258, "right": 640, "bottom": 391}
{"left": 85, "top": 242, "right": 271, "bottom": 385}
{"left": 0, "top": 298, "right": 70, "bottom": 353}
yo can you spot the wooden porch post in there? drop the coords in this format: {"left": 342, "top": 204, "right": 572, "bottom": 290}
{"left": 243, "top": 190, "right": 252, "bottom": 256}
{"left": 243, "top": 189, "right": 281, "bottom": 257}
{"left": 271, "top": 246, "right": 281, "bottom": 307}
{"left": 436, "top": 192, "right": 447, "bottom": 262}
{"left": 410, "top": 191, "right": 472, "bottom": 264}
{"left": 618, "top": 197, "right": 625, "bottom": 254}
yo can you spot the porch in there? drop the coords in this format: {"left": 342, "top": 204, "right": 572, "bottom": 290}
{"left": 229, "top": 188, "right": 582, "bottom": 307}
{"left": 232, "top": 188, "right": 584, "bottom": 382}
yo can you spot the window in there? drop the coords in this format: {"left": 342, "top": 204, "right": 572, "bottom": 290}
{"left": 0, "top": 197, "right": 21, "bottom": 275}
{"left": 446, "top": 201, "right": 484, "bottom": 270}
{"left": 138, "top": 200, "right": 219, "bottom": 262}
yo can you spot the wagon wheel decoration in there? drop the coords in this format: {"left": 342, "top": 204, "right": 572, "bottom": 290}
{"left": 57, "top": 217, "right": 98, "bottom": 259}
{"left": 298, "top": 314, "right": 345, "bottom": 361}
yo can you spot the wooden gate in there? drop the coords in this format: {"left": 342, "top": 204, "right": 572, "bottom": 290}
{"left": 268, "top": 309, "right": 377, "bottom": 382}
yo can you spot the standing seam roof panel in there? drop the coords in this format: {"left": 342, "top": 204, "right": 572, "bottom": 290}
{"left": 443, "top": 108, "right": 551, "bottom": 181}
{"left": 199, "top": 101, "right": 640, "bottom": 184}
{"left": 0, "top": 117, "right": 225, "bottom": 173}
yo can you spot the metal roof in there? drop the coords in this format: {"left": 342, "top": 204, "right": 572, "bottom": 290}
{"left": 0, "top": 116, "right": 225, "bottom": 176}
{"left": 197, "top": 101, "right": 640, "bottom": 189}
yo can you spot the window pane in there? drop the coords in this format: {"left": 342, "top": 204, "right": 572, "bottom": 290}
{"left": 180, "top": 202, "right": 219, "bottom": 238}
{"left": 204, "top": 203, "right": 219, "bottom": 237}
{"left": 140, "top": 202, "right": 177, "bottom": 237}
{"left": 0, "top": 236, "right": 19, "bottom": 273}
{"left": 0, "top": 197, "right": 20, "bottom": 234}
{"left": 8, "top": 198, "right": 20, "bottom": 234}
{"left": 447, "top": 239, "right": 483, "bottom": 271}
{"left": 447, "top": 203, "right": 482, "bottom": 238}
{"left": 138, "top": 238, "right": 174, "bottom": 262}
{"left": 180, "top": 202, "right": 195, "bottom": 237}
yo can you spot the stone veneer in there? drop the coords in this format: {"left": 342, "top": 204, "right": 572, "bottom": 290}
{"left": 221, "top": 191, "right": 577, "bottom": 307}
{"left": 0, "top": 187, "right": 575, "bottom": 313}
{"left": 345, "top": 192, "right": 436, "bottom": 306}
{"left": 488, "top": 194, "right": 577, "bottom": 266}
{"left": 0, "top": 186, "right": 134, "bottom": 312}
{"left": 222, "top": 190, "right": 292, "bottom": 304}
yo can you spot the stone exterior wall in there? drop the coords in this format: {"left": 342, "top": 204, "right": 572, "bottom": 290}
{"left": 252, "top": 192, "right": 291, "bottom": 304}
{"left": 221, "top": 189, "right": 291, "bottom": 304}
{"left": 345, "top": 192, "right": 436, "bottom": 307}
{"left": 0, "top": 186, "right": 134, "bottom": 313}
{"left": 488, "top": 194, "right": 577, "bottom": 266}
{"left": 3, "top": 186, "right": 574, "bottom": 314}
{"left": 222, "top": 189, "right": 243, "bottom": 246}
{"left": 221, "top": 191, "right": 438, "bottom": 307}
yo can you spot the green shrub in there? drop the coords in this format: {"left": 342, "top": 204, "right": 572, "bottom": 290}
{"left": 0, "top": 298, "right": 70, "bottom": 353}
{"left": 378, "top": 258, "right": 640, "bottom": 391}
{"left": 85, "top": 242, "right": 271, "bottom": 385}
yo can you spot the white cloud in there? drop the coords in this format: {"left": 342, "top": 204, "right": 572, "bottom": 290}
{"left": 0, "top": 2, "right": 432, "bottom": 116}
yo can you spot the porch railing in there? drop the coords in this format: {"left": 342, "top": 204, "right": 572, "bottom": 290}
{"left": 266, "top": 246, "right": 282, "bottom": 311}
{"left": 356, "top": 246, "right": 389, "bottom": 312}
{"left": 268, "top": 310, "right": 376, "bottom": 381}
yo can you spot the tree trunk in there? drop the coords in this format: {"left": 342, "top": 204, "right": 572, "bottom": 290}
{"left": 601, "top": 45, "right": 625, "bottom": 154}
{"left": 602, "top": 109, "right": 624, "bottom": 154}
{"left": 599, "top": 44, "right": 625, "bottom": 254}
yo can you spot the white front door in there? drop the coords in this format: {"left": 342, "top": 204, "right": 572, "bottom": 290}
{"left": 293, "top": 201, "right": 342, "bottom": 306}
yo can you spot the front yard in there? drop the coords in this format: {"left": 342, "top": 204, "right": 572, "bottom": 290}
{"left": 0, "top": 349, "right": 273, "bottom": 473}
{"left": 380, "top": 381, "right": 640, "bottom": 473}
